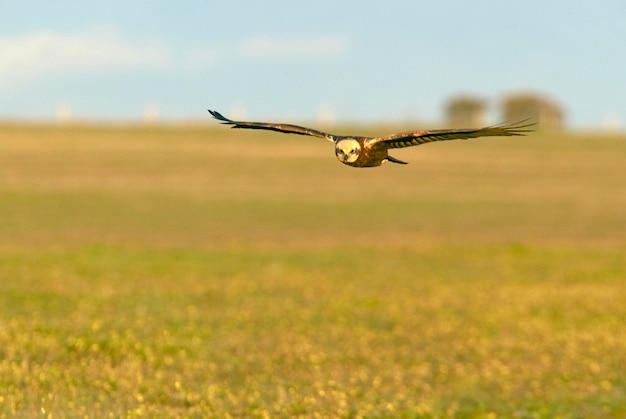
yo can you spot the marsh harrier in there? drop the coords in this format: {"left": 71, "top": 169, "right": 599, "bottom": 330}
{"left": 209, "top": 110, "right": 531, "bottom": 168}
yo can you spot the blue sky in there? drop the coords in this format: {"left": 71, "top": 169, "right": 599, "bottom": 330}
{"left": 1, "top": 1, "right": 624, "bottom": 128}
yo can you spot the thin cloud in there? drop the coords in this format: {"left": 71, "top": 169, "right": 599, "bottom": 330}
{"left": 0, "top": 29, "right": 170, "bottom": 88}
{"left": 241, "top": 34, "right": 350, "bottom": 60}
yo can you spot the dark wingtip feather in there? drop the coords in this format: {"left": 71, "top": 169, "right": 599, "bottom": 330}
{"left": 208, "top": 109, "right": 234, "bottom": 125}
{"left": 493, "top": 119, "right": 537, "bottom": 136}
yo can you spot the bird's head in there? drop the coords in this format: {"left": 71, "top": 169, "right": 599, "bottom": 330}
{"left": 335, "top": 139, "right": 361, "bottom": 164}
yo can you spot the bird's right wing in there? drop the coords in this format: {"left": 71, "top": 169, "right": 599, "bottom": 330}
{"left": 209, "top": 110, "right": 336, "bottom": 143}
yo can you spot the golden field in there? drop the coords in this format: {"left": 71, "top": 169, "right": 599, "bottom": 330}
{"left": 0, "top": 122, "right": 624, "bottom": 417}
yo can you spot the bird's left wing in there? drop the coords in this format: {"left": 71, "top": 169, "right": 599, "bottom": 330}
{"left": 369, "top": 121, "right": 533, "bottom": 149}
{"left": 209, "top": 110, "right": 335, "bottom": 143}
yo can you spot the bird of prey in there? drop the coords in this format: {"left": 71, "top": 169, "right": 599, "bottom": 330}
{"left": 209, "top": 110, "right": 532, "bottom": 168}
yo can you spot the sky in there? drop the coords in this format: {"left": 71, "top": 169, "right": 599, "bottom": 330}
{"left": 1, "top": 1, "right": 625, "bottom": 129}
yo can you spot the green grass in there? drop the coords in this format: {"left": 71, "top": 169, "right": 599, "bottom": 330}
{"left": 0, "top": 123, "right": 625, "bottom": 417}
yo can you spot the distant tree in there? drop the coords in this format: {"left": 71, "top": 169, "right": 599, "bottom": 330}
{"left": 445, "top": 96, "right": 486, "bottom": 128}
{"left": 502, "top": 92, "right": 564, "bottom": 129}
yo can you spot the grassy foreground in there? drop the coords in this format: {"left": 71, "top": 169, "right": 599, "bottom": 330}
{"left": 0, "top": 123, "right": 625, "bottom": 417}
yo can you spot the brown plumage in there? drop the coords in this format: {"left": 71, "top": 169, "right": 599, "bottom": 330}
{"left": 209, "top": 110, "right": 532, "bottom": 168}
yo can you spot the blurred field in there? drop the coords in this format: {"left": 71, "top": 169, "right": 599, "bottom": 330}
{"left": 0, "top": 122, "right": 624, "bottom": 417}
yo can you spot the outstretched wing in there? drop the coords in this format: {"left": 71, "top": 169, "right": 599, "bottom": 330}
{"left": 209, "top": 110, "right": 335, "bottom": 143}
{"left": 369, "top": 121, "right": 533, "bottom": 149}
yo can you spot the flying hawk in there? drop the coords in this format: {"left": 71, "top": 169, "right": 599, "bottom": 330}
{"left": 209, "top": 110, "right": 532, "bottom": 168}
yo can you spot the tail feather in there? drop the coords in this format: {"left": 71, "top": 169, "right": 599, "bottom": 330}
{"left": 387, "top": 155, "right": 408, "bottom": 165}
